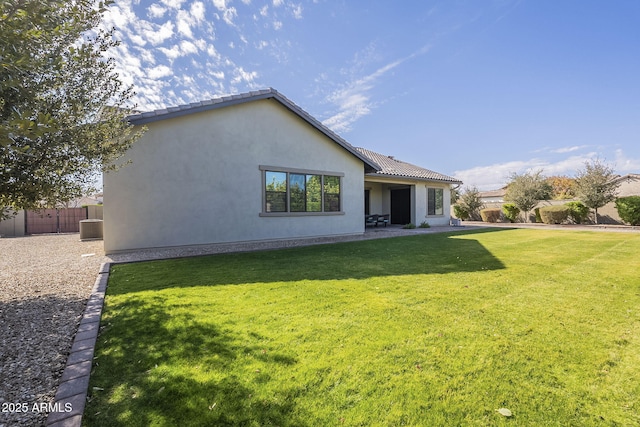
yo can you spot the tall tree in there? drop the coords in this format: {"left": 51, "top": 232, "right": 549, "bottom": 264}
{"left": 455, "top": 186, "right": 484, "bottom": 221}
{"left": 574, "top": 159, "right": 619, "bottom": 224}
{"left": 1, "top": 0, "right": 142, "bottom": 218}
{"left": 504, "top": 170, "right": 552, "bottom": 222}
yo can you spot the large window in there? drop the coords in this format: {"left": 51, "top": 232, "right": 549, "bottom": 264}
{"left": 262, "top": 167, "right": 342, "bottom": 214}
{"left": 427, "top": 187, "right": 444, "bottom": 216}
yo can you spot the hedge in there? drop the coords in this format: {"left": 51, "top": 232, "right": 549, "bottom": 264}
{"left": 615, "top": 196, "right": 640, "bottom": 226}
{"left": 480, "top": 208, "right": 502, "bottom": 223}
{"left": 565, "top": 201, "right": 589, "bottom": 224}
{"left": 501, "top": 203, "right": 520, "bottom": 223}
{"left": 539, "top": 205, "right": 569, "bottom": 224}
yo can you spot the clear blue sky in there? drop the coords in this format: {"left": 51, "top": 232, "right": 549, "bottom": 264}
{"left": 103, "top": 0, "right": 640, "bottom": 190}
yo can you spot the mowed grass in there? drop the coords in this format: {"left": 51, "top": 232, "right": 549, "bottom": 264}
{"left": 84, "top": 229, "right": 640, "bottom": 426}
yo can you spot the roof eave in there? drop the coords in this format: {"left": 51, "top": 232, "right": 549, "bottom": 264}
{"left": 366, "top": 172, "right": 462, "bottom": 184}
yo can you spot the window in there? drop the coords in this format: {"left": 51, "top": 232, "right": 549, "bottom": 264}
{"left": 265, "top": 171, "right": 287, "bottom": 212}
{"left": 262, "top": 167, "right": 342, "bottom": 214}
{"left": 427, "top": 187, "right": 444, "bottom": 216}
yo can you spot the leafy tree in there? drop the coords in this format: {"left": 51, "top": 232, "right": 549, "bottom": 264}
{"left": 574, "top": 159, "right": 619, "bottom": 224}
{"left": 546, "top": 175, "right": 577, "bottom": 200}
{"left": 1, "top": 0, "right": 142, "bottom": 218}
{"left": 455, "top": 186, "right": 484, "bottom": 221}
{"left": 614, "top": 196, "right": 640, "bottom": 226}
{"left": 504, "top": 170, "right": 552, "bottom": 222}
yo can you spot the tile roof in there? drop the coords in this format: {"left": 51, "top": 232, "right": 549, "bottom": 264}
{"left": 355, "top": 147, "right": 462, "bottom": 184}
{"left": 126, "top": 88, "right": 380, "bottom": 173}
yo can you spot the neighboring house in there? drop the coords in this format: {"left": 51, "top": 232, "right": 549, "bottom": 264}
{"left": 103, "top": 89, "right": 461, "bottom": 253}
{"left": 478, "top": 187, "right": 507, "bottom": 206}
{"left": 599, "top": 173, "right": 640, "bottom": 224}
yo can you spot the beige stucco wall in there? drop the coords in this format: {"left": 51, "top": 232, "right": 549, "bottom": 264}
{"left": 599, "top": 176, "right": 640, "bottom": 224}
{"left": 0, "top": 209, "right": 26, "bottom": 237}
{"left": 104, "top": 100, "right": 366, "bottom": 253}
{"left": 365, "top": 178, "right": 453, "bottom": 226}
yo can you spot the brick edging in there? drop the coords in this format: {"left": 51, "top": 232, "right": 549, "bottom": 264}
{"left": 45, "top": 262, "right": 111, "bottom": 427}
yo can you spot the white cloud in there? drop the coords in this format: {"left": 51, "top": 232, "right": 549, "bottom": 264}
{"left": 322, "top": 44, "right": 432, "bottom": 133}
{"left": 103, "top": 3, "right": 136, "bottom": 29}
{"left": 142, "top": 20, "right": 174, "bottom": 45}
{"left": 180, "top": 40, "right": 200, "bottom": 55}
{"left": 158, "top": 44, "right": 183, "bottom": 60}
{"left": 551, "top": 145, "right": 589, "bottom": 154}
{"left": 148, "top": 64, "right": 173, "bottom": 79}
{"left": 190, "top": 1, "right": 206, "bottom": 22}
{"left": 273, "top": 20, "right": 283, "bottom": 30}
{"left": 147, "top": 3, "right": 167, "bottom": 18}
{"left": 323, "top": 59, "right": 403, "bottom": 132}
{"left": 176, "top": 9, "right": 194, "bottom": 38}
{"left": 231, "top": 67, "right": 258, "bottom": 84}
{"left": 273, "top": 0, "right": 284, "bottom": 6}
{"left": 212, "top": 0, "right": 238, "bottom": 25}
{"left": 614, "top": 149, "right": 640, "bottom": 173}
{"left": 453, "top": 152, "right": 608, "bottom": 190}
{"left": 160, "top": 0, "right": 186, "bottom": 9}
{"left": 292, "top": 4, "right": 303, "bottom": 19}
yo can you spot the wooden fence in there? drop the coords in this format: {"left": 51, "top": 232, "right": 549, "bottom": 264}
{"left": 25, "top": 208, "right": 88, "bottom": 234}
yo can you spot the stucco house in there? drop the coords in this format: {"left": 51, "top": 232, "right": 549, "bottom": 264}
{"left": 103, "top": 89, "right": 461, "bottom": 253}
{"left": 599, "top": 173, "right": 640, "bottom": 224}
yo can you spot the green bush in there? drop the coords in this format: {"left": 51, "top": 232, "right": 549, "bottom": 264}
{"left": 418, "top": 221, "right": 430, "bottom": 228}
{"left": 539, "top": 206, "right": 569, "bottom": 224}
{"left": 534, "top": 208, "right": 542, "bottom": 223}
{"left": 565, "top": 201, "right": 589, "bottom": 224}
{"left": 480, "top": 208, "right": 501, "bottom": 223}
{"left": 615, "top": 196, "right": 640, "bottom": 226}
{"left": 402, "top": 223, "right": 416, "bottom": 229}
{"left": 501, "top": 203, "right": 520, "bottom": 223}
{"left": 453, "top": 204, "right": 470, "bottom": 221}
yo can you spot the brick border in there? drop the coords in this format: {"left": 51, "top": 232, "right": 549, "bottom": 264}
{"left": 45, "top": 262, "right": 110, "bottom": 427}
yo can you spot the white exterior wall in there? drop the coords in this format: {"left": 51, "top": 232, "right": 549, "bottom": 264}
{"left": 104, "top": 100, "right": 365, "bottom": 253}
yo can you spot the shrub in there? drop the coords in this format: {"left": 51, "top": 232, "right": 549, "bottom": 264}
{"left": 501, "top": 203, "right": 520, "bottom": 223}
{"left": 534, "top": 208, "right": 542, "bottom": 223}
{"left": 453, "top": 204, "right": 470, "bottom": 221}
{"left": 402, "top": 223, "right": 416, "bottom": 229}
{"left": 565, "top": 201, "right": 589, "bottom": 224}
{"left": 539, "top": 206, "right": 569, "bottom": 224}
{"left": 418, "top": 221, "right": 431, "bottom": 228}
{"left": 615, "top": 196, "right": 640, "bottom": 226}
{"left": 480, "top": 208, "right": 501, "bottom": 223}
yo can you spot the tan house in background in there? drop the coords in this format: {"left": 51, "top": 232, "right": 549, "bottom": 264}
{"left": 599, "top": 173, "right": 640, "bottom": 224}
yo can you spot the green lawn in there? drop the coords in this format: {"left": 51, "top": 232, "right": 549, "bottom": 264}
{"left": 85, "top": 229, "right": 640, "bottom": 426}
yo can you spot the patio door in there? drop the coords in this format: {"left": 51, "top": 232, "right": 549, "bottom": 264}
{"left": 364, "top": 190, "right": 370, "bottom": 215}
{"left": 390, "top": 187, "right": 411, "bottom": 225}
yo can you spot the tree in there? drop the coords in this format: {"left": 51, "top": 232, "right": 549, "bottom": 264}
{"left": 1, "top": 0, "right": 142, "bottom": 218}
{"left": 574, "top": 159, "right": 619, "bottom": 224}
{"left": 455, "top": 186, "right": 484, "bottom": 221}
{"left": 546, "top": 175, "right": 577, "bottom": 200}
{"left": 615, "top": 196, "right": 640, "bottom": 226}
{"left": 504, "top": 170, "right": 552, "bottom": 222}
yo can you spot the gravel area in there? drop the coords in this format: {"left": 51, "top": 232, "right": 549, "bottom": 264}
{"left": 0, "top": 234, "right": 105, "bottom": 427}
